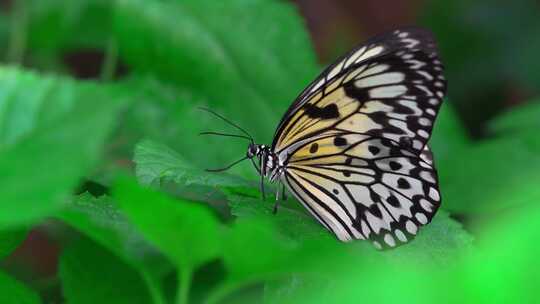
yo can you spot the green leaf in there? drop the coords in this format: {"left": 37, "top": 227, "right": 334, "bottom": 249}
{"left": 430, "top": 102, "right": 470, "bottom": 162}
{"left": 114, "top": 178, "right": 221, "bottom": 271}
{"left": 226, "top": 192, "right": 327, "bottom": 241}
{"left": 57, "top": 193, "right": 171, "bottom": 304}
{"left": 0, "top": 13, "right": 9, "bottom": 60}
{"left": 57, "top": 193, "right": 172, "bottom": 273}
{"left": 0, "top": 66, "right": 129, "bottom": 226}
{"left": 0, "top": 271, "right": 40, "bottom": 304}
{"left": 457, "top": 204, "right": 540, "bottom": 303}
{"left": 134, "top": 139, "right": 251, "bottom": 190}
{"left": 209, "top": 219, "right": 337, "bottom": 303}
{"left": 229, "top": 191, "right": 473, "bottom": 265}
{"left": 439, "top": 136, "right": 540, "bottom": 213}
{"left": 25, "top": 0, "right": 114, "bottom": 52}
{"left": 0, "top": 228, "right": 28, "bottom": 259}
{"left": 383, "top": 210, "right": 473, "bottom": 265}
{"left": 59, "top": 239, "right": 152, "bottom": 304}
{"left": 114, "top": 77, "right": 257, "bottom": 178}
{"left": 113, "top": 0, "right": 318, "bottom": 142}
{"left": 489, "top": 98, "right": 540, "bottom": 134}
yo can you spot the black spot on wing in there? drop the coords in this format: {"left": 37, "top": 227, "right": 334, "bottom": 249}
{"left": 368, "top": 145, "right": 381, "bottom": 155}
{"left": 369, "top": 204, "right": 383, "bottom": 218}
{"left": 303, "top": 103, "right": 340, "bottom": 119}
{"left": 389, "top": 161, "right": 402, "bottom": 171}
{"left": 397, "top": 177, "right": 411, "bottom": 189}
{"left": 387, "top": 195, "right": 401, "bottom": 207}
{"left": 344, "top": 81, "right": 369, "bottom": 102}
{"left": 334, "top": 136, "right": 348, "bottom": 147}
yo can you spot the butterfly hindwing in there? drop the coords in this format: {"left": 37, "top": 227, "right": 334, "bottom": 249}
{"left": 272, "top": 27, "right": 446, "bottom": 248}
{"left": 283, "top": 132, "right": 440, "bottom": 248}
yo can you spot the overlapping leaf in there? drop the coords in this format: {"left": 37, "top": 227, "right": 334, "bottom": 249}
{"left": 0, "top": 67, "right": 129, "bottom": 226}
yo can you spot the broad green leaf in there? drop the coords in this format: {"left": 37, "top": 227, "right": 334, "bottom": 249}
{"left": 439, "top": 136, "right": 540, "bottom": 213}
{"left": 0, "top": 13, "right": 9, "bottom": 60}
{"left": 220, "top": 219, "right": 298, "bottom": 287}
{"left": 114, "top": 77, "right": 259, "bottom": 178}
{"left": 114, "top": 178, "right": 221, "bottom": 271}
{"left": 59, "top": 239, "right": 152, "bottom": 304}
{"left": 430, "top": 102, "right": 470, "bottom": 162}
{"left": 25, "top": 0, "right": 114, "bottom": 53}
{"left": 0, "top": 271, "right": 40, "bottom": 304}
{"left": 57, "top": 193, "right": 172, "bottom": 273}
{"left": 57, "top": 193, "right": 171, "bottom": 304}
{"left": 489, "top": 98, "right": 540, "bottom": 134}
{"left": 229, "top": 191, "right": 472, "bottom": 265}
{"left": 456, "top": 204, "right": 540, "bottom": 303}
{"left": 265, "top": 205, "right": 540, "bottom": 304}
{"left": 226, "top": 192, "right": 327, "bottom": 241}
{"left": 383, "top": 210, "right": 473, "bottom": 265}
{"left": 0, "top": 228, "right": 28, "bottom": 259}
{"left": 113, "top": 0, "right": 318, "bottom": 143}
{"left": 210, "top": 219, "right": 340, "bottom": 303}
{"left": 0, "top": 66, "right": 129, "bottom": 226}
{"left": 134, "top": 139, "right": 251, "bottom": 190}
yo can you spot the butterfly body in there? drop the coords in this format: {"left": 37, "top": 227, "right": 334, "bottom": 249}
{"left": 212, "top": 28, "right": 446, "bottom": 249}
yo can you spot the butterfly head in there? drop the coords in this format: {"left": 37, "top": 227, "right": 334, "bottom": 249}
{"left": 246, "top": 143, "right": 261, "bottom": 159}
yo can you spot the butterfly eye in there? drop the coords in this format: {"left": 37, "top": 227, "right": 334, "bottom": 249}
{"left": 247, "top": 144, "right": 257, "bottom": 158}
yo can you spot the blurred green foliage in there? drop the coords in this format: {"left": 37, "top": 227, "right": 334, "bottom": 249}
{"left": 0, "top": 0, "right": 539, "bottom": 303}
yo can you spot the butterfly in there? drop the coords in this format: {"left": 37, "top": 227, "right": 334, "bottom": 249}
{"left": 202, "top": 27, "right": 446, "bottom": 249}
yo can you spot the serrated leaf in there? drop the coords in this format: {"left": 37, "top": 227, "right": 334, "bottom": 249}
{"left": 57, "top": 193, "right": 171, "bottom": 304}
{"left": 115, "top": 77, "right": 259, "bottom": 178}
{"left": 59, "top": 239, "right": 152, "bottom": 304}
{"left": 113, "top": 0, "right": 317, "bottom": 133}
{"left": 228, "top": 191, "right": 473, "bottom": 265}
{"left": 134, "top": 139, "right": 251, "bottom": 189}
{"left": 0, "top": 271, "right": 40, "bottom": 304}
{"left": 0, "top": 67, "right": 129, "bottom": 226}
{"left": 114, "top": 178, "right": 221, "bottom": 271}
{"left": 226, "top": 192, "right": 326, "bottom": 241}
{"left": 57, "top": 193, "right": 172, "bottom": 275}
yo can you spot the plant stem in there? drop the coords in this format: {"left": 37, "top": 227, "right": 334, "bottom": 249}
{"left": 141, "top": 270, "right": 167, "bottom": 304}
{"left": 176, "top": 268, "right": 192, "bottom": 304}
{"left": 205, "top": 283, "right": 236, "bottom": 304}
{"left": 100, "top": 37, "right": 118, "bottom": 82}
{"left": 7, "top": 0, "right": 28, "bottom": 65}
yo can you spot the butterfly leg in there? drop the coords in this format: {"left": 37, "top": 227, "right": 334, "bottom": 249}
{"left": 259, "top": 156, "right": 266, "bottom": 201}
{"left": 281, "top": 183, "right": 287, "bottom": 201}
{"left": 273, "top": 184, "right": 282, "bottom": 214}
{"left": 260, "top": 175, "right": 266, "bottom": 201}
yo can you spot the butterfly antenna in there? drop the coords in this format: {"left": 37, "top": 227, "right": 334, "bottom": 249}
{"left": 198, "top": 107, "right": 254, "bottom": 143}
{"left": 199, "top": 131, "right": 253, "bottom": 142}
{"left": 206, "top": 156, "right": 249, "bottom": 172}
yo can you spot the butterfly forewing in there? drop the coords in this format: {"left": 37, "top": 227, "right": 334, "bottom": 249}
{"left": 273, "top": 28, "right": 446, "bottom": 154}
{"left": 273, "top": 27, "right": 446, "bottom": 249}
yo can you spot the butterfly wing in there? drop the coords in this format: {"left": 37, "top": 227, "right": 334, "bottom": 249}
{"left": 272, "top": 27, "right": 446, "bottom": 154}
{"left": 273, "top": 28, "right": 446, "bottom": 248}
